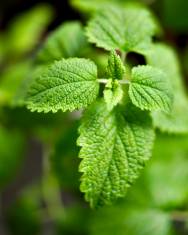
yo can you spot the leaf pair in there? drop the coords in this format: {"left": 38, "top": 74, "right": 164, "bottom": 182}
{"left": 105, "top": 51, "right": 173, "bottom": 113}
{"left": 26, "top": 54, "right": 172, "bottom": 114}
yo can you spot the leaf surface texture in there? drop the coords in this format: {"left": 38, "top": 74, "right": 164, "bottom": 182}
{"left": 26, "top": 58, "right": 99, "bottom": 112}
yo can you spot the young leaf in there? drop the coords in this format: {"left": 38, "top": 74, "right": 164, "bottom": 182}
{"left": 104, "top": 79, "right": 123, "bottom": 111}
{"left": 26, "top": 58, "right": 99, "bottom": 113}
{"left": 129, "top": 65, "right": 173, "bottom": 112}
{"left": 107, "top": 50, "right": 125, "bottom": 80}
{"left": 86, "top": 5, "right": 157, "bottom": 53}
{"left": 37, "top": 21, "right": 88, "bottom": 64}
{"left": 77, "top": 100, "right": 155, "bottom": 208}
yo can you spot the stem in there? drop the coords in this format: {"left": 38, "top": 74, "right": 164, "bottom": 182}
{"left": 98, "top": 79, "right": 130, "bottom": 85}
{"left": 121, "top": 51, "right": 127, "bottom": 64}
{"left": 42, "top": 145, "right": 65, "bottom": 222}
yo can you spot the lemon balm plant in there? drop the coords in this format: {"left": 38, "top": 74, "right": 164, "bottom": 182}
{"left": 24, "top": 2, "right": 186, "bottom": 209}
{"left": 1, "top": 1, "right": 188, "bottom": 234}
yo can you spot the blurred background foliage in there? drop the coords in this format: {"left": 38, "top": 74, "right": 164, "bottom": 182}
{"left": 0, "top": 0, "right": 188, "bottom": 235}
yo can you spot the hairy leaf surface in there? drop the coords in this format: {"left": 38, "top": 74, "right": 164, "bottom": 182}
{"left": 26, "top": 58, "right": 99, "bottom": 113}
{"left": 107, "top": 50, "right": 125, "bottom": 80}
{"left": 104, "top": 79, "right": 123, "bottom": 111}
{"left": 77, "top": 100, "right": 154, "bottom": 207}
{"left": 129, "top": 65, "right": 173, "bottom": 112}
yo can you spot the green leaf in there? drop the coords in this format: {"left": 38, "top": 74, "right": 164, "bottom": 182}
{"left": 77, "top": 100, "right": 155, "bottom": 207}
{"left": 146, "top": 44, "right": 188, "bottom": 133}
{"left": 107, "top": 50, "right": 125, "bottom": 80}
{"left": 6, "top": 4, "right": 53, "bottom": 57}
{"left": 26, "top": 58, "right": 99, "bottom": 113}
{"left": 37, "top": 21, "right": 89, "bottom": 64}
{"left": 129, "top": 65, "right": 173, "bottom": 112}
{"left": 104, "top": 79, "right": 123, "bottom": 111}
{"left": 86, "top": 5, "right": 157, "bottom": 53}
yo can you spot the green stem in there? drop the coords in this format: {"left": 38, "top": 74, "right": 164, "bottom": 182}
{"left": 98, "top": 79, "right": 130, "bottom": 85}
{"left": 121, "top": 51, "right": 127, "bottom": 64}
